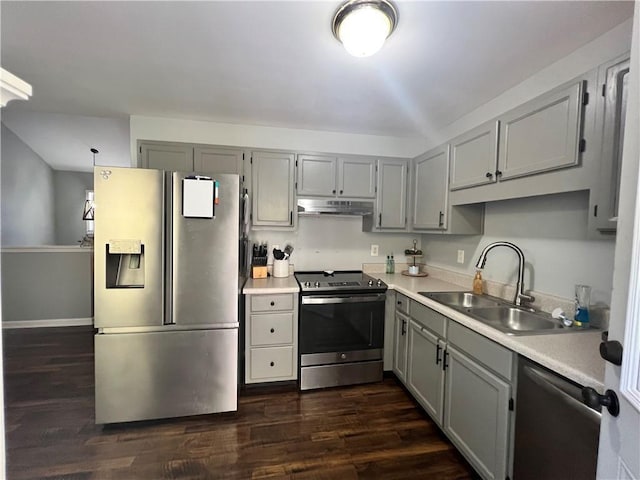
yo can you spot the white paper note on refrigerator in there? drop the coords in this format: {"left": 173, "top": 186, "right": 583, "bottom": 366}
{"left": 183, "top": 178, "right": 214, "bottom": 218}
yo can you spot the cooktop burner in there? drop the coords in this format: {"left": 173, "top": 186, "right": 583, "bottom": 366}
{"left": 295, "top": 270, "right": 387, "bottom": 293}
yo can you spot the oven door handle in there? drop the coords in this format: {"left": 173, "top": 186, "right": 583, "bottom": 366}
{"left": 301, "top": 294, "right": 387, "bottom": 305}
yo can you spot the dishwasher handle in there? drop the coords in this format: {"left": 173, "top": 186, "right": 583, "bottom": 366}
{"left": 522, "top": 364, "right": 602, "bottom": 422}
{"left": 582, "top": 387, "right": 620, "bottom": 417}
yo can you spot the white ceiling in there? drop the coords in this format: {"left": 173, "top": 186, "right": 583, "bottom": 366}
{"left": 0, "top": 1, "right": 634, "bottom": 171}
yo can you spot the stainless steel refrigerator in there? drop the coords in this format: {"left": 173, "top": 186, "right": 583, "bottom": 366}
{"left": 93, "top": 167, "right": 239, "bottom": 424}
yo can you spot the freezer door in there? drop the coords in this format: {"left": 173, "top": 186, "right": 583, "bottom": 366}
{"left": 94, "top": 167, "right": 165, "bottom": 328}
{"left": 95, "top": 328, "right": 238, "bottom": 423}
{"left": 171, "top": 173, "right": 239, "bottom": 326}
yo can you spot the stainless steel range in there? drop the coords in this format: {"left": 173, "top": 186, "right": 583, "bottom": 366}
{"left": 295, "top": 271, "right": 387, "bottom": 391}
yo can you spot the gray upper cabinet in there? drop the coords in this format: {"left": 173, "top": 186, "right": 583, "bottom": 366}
{"left": 140, "top": 142, "right": 193, "bottom": 172}
{"left": 297, "top": 154, "right": 337, "bottom": 196}
{"left": 194, "top": 146, "right": 243, "bottom": 175}
{"left": 592, "top": 55, "right": 630, "bottom": 234}
{"left": 251, "top": 151, "right": 296, "bottom": 228}
{"left": 139, "top": 141, "right": 243, "bottom": 176}
{"left": 375, "top": 158, "right": 408, "bottom": 231}
{"left": 297, "top": 155, "right": 376, "bottom": 198}
{"left": 450, "top": 121, "right": 499, "bottom": 190}
{"left": 412, "top": 145, "right": 449, "bottom": 230}
{"left": 498, "top": 81, "right": 584, "bottom": 181}
{"left": 338, "top": 157, "right": 376, "bottom": 198}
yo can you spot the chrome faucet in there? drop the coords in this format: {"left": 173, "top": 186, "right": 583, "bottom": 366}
{"left": 475, "top": 241, "right": 535, "bottom": 307}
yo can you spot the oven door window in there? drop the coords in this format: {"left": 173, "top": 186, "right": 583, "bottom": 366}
{"left": 300, "top": 299, "right": 384, "bottom": 354}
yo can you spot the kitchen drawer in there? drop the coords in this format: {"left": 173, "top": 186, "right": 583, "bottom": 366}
{"left": 250, "top": 293, "right": 294, "bottom": 312}
{"left": 250, "top": 313, "right": 294, "bottom": 346}
{"left": 249, "top": 346, "right": 295, "bottom": 380}
{"left": 410, "top": 301, "right": 447, "bottom": 338}
{"left": 396, "top": 293, "right": 410, "bottom": 315}
{"left": 448, "top": 321, "right": 513, "bottom": 381}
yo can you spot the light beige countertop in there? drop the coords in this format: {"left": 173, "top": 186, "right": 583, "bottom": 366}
{"left": 375, "top": 272, "right": 606, "bottom": 390}
{"left": 243, "top": 276, "right": 300, "bottom": 294}
{"left": 241, "top": 271, "right": 605, "bottom": 390}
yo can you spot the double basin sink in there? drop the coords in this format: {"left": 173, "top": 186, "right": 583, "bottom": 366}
{"left": 419, "top": 291, "right": 586, "bottom": 336}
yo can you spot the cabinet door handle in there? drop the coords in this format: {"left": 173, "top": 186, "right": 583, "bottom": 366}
{"left": 289, "top": 211, "right": 293, "bottom": 225}
{"left": 442, "top": 350, "right": 449, "bottom": 371}
{"left": 438, "top": 211, "right": 444, "bottom": 227}
{"left": 485, "top": 172, "right": 493, "bottom": 178}
{"left": 495, "top": 170, "right": 503, "bottom": 177}
{"left": 340, "top": 190, "right": 343, "bottom": 194}
{"left": 401, "top": 319, "right": 406, "bottom": 336}
{"left": 435, "top": 343, "right": 442, "bottom": 365}
{"left": 270, "top": 361, "right": 275, "bottom": 367}
{"left": 270, "top": 301, "right": 275, "bottom": 306}
{"left": 379, "top": 213, "right": 382, "bottom": 228}
{"left": 600, "top": 340, "right": 623, "bottom": 365}
{"left": 332, "top": 189, "right": 336, "bottom": 194}
{"left": 270, "top": 328, "right": 275, "bottom": 333}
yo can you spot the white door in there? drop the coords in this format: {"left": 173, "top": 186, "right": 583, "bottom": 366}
{"left": 597, "top": 4, "right": 640, "bottom": 479}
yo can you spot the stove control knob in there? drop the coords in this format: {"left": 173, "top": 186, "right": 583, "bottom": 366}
{"left": 368, "top": 279, "right": 374, "bottom": 286}
{"left": 304, "top": 281, "right": 311, "bottom": 288}
{"left": 314, "top": 281, "right": 320, "bottom": 288}
{"left": 377, "top": 279, "right": 383, "bottom": 287}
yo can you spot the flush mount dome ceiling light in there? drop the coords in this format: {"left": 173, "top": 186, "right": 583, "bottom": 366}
{"left": 332, "top": 0, "right": 397, "bottom": 57}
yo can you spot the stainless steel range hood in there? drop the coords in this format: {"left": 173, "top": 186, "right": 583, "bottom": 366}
{"left": 297, "top": 198, "right": 374, "bottom": 216}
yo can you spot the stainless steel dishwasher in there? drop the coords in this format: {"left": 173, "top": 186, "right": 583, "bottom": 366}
{"left": 513, "top": 356, "right": 601, "bottom": 480}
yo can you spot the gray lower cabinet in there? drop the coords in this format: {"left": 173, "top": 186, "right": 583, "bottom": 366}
{"left": 393, "top": 311, "right": 409, "bottom": 383}
{"left": 444, "top": 345, "right": 511, "bottom": 480}
{"left": 407, "top": 320, "right": 445, "bottom": 425}
{"left": 392, "top": 296, "right": 514, "bottom": 480}
{"left": 245, "top": 292, "right": 298, "bottom": 383}
{"left": 251, "top": 151, "right": 296, "bottom": 228}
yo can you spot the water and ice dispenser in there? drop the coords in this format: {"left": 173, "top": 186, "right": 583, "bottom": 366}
{"left": 105, "top": 239, "right": 145, "bottom": 288}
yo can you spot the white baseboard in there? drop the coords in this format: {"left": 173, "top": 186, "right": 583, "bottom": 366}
{"left": 2, "top": 318, "right": 94, "bottom": 329}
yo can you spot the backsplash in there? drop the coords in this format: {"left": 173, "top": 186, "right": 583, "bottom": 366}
{"left": 252, "top": 215, "right": 419, "bottom": 271}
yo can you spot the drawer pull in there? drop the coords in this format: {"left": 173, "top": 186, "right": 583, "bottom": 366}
{"left": 270, "top": 361, "right": 275, "bottom": 367}
{"left": 270, "top": 328, "right": 275, "bottom": 333}
{"left": 270, "top": 301, "right": 275, "bottom": 306}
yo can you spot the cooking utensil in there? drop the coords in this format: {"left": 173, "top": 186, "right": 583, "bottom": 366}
{"left": 284, "top": 244, "right": 293, "bottom": 259}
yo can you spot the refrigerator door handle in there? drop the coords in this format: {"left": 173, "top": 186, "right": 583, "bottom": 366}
{"left": 164, "top": 172, "right": 174, "bottom": 325}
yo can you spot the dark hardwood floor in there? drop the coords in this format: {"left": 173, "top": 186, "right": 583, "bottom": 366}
{"left": 3, "top": 327, "right": 477, "bottom": 479}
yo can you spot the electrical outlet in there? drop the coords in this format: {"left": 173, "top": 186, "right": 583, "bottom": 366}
{"left": 370, "top": 244, "right": 379, "bottom": 256}
{"left": 457, "top": 250, "right": 465, "bottom": 264}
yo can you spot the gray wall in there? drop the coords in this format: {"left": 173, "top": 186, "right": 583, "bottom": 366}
{"left": 1, "top": 250, "right": 92, "bottom": 322}
{"left": 1, "top": 124, "right": 55, "bottom": 245}
{"left": 54, "top": 170, "right": 93, "bottom": 245}
{"left": 422, "top": 191, "right": 616, "bottom": 305}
